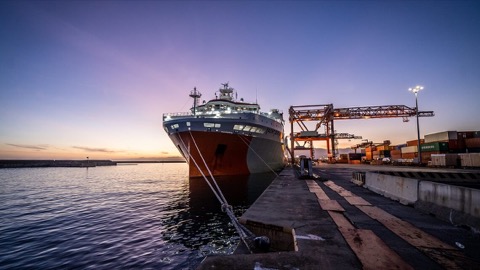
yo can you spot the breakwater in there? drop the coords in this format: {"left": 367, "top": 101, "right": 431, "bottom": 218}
{"left": 0, "top": 160, "right": 117, "bottom": 168}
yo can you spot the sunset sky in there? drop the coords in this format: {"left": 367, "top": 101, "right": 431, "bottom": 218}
{"left": 1, "top": 1, "right": 479, "bottom": 160}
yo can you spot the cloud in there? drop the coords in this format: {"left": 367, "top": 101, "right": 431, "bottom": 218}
{"left": 72, "top": 146, "right": 118, "bottom": 153}
{"left": 6, "top": 143, "right": 49, "bottom": 150}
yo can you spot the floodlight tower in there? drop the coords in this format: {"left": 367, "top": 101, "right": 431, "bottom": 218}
{"left": 408, "top": 85, "right": 424, "bottom": 164}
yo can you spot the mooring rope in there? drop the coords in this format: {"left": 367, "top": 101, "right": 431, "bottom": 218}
{"left": 237, "top": 134, "right": 279, "bottom": 177}
{"left": 176, "top": 133, "right": 225, "bottom": 209}
{"left": 175, "top": 133, "right": 255, "bottom": 253}
{"left": 188, "top": 131, "right": 230, "bottom": 206}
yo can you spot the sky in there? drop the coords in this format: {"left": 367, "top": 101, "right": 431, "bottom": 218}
{"left": 1, "top": 0, "right": 479, "bottom": 160}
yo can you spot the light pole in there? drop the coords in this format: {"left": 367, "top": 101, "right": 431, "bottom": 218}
{"left": 408, "top": 85, "right": 424, "bottom": 165}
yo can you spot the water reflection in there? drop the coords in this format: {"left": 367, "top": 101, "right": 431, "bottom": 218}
{"left": 161, "top": 172, "right": 275, "bottom": 255}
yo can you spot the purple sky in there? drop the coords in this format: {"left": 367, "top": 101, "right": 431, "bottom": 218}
{"left": 1, "top": 1, "right": 479, "bottom": 159}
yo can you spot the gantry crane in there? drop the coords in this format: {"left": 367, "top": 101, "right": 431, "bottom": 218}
{"left": 288, "top": 104, "right": 434, "bottom": 163}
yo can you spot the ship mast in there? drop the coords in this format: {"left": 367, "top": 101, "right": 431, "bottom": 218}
{"left": 189, "top": 87, "right": 202, "bottom": 116}
{"left": 219, "top": 82, "right": 235, "bottom": 101}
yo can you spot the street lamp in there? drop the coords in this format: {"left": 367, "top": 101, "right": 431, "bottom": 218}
{"left": 408, "top": 85, "right": 424, "bottom": 164}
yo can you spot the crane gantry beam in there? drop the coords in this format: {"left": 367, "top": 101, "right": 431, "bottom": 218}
{"left": 288, "top": 104, "right": 434, "bottom": 163}
{"left": 331, "top": 105, "right": 434, "bottom": 119}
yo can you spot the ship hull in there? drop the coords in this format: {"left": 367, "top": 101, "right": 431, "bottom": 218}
{"left": 169, "top": 131, "right": 285, "bottom": 177}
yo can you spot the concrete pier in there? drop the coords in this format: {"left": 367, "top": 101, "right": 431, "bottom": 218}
{"left": 198, "top": 164, "right": 480, "bottom": 270}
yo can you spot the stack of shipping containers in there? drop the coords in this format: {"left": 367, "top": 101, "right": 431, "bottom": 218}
{"left": 390, "top": 144, "right": 405, "bottom": 161}
{"left": 460, "top": 131, "right": 480, "bottom": 167}
{"left": 400, "top": 139, "right": 423, "bottom": 161}
{"left": 465, "top": 131, "right": 480, "bottom": 152}
{"left": 357, "top": 130, "right": 480, "bottom": 167}
{"left": 420, "top": 131, "right": 457, "bottom": 165}
{"left": 420, "top": 131, "right": 480, "bottom": 166}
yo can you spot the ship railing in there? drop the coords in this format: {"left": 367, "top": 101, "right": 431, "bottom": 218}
{"left": 163, "top": 110, "right": 284, "bottom": 123}
{"left": 163, "top": 112, "right": 192, "bottom": 117}
{"left": 163, "top": 112, "right": 192, "bottom": 120}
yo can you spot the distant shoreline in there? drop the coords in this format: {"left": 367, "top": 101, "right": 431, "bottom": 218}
{"left": 0, "top": 159, "right": 185, "bottom": 168}
{"left": 115, "top": 160, "right": 186, "bottom": 164}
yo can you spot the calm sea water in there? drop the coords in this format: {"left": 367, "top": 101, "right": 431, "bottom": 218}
{"left": 0, "top": 163, "right": 275, "bottom": 269}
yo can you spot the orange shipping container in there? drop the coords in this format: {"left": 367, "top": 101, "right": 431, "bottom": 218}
{"left": 407, "top": 139, "right": 424, "bottom": 147}
{"left": 391, "top": 150, "right": 401, "bottom": 155}
{"left": 391, "top": 150, "right": 402, "bottom": 160}
{"left": 402, "top": 152, "right": 416, "bottom": 159}
{"left": 466, "top": 138, "right": 480, "bottom": 148}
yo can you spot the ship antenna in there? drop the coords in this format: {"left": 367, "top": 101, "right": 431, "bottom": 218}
{"left": 189, "top": 87, "right": 202, "bottom": 116}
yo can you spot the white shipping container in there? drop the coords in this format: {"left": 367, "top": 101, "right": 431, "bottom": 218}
{"left": 459, "top": 153, "right": 480, "bottom": 167}
{"left": 430, "top": 154, "right": 458, "bottom": 167}
{"left": 424, "top": 131, "right": 457, "bottom": 143}
{"left": 401, "top": 145, "right": 418, "bottom": 154}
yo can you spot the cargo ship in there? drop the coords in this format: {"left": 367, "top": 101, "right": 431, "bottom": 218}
{"left": 163, "top": 83, "right": 285, "bottom": 177}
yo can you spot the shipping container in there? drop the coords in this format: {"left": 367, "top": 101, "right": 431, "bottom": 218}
{"left": 458, "top": 153, "right": 480, "bottom": 167}
{"left": 390, "top": 150, "right": 402, "bottom": 160}
{"left": 447, "top": 139, "right": 460, "bottom": 150}
{"left": 424, "top": 131, "right": 457, "bottom": 143}
{"left": 430, "top": 154, "right": 458, "bottom": 167}
{"left": 458, "top": 131, "right": 475, "bottom": 139}
{"left": 466, "top": 138, "right": 480, "bottom": 148}
{"left": 401, "top": 145, "right": 417, "bottom": 154}
{"left": 420, "top": 142, "right": 449, "bottom": 152}
{"left": 401, "top": 152, "right": 416, "bottom": 159}
{"left": 406, "top": 140, "right": 424, "bottom": 147}
{"left": 421, "top": 151, "right": 434, "bottom": 164}
{"left": 348, "top": 153, "right": 362, "bottom": 161}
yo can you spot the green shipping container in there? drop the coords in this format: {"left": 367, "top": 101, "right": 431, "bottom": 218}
{"left": 420, "top": 142, "right": 449, "bottom": 152}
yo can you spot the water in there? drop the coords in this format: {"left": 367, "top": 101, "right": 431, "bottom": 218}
{"left": 0, "top": 163, "right": 275, "bottom": 269}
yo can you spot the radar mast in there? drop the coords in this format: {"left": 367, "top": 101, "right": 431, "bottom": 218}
{"left": 189, "top": 87, "right": 202, "bottom": 116}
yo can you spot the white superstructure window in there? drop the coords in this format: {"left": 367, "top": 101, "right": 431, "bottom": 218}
{"left": 204, "top": 123, "right": 221, "bottom": 128}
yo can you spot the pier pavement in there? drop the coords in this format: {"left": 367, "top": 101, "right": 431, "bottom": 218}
{"left": 198, "top": 164, "right": 480, "bottom": 270}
